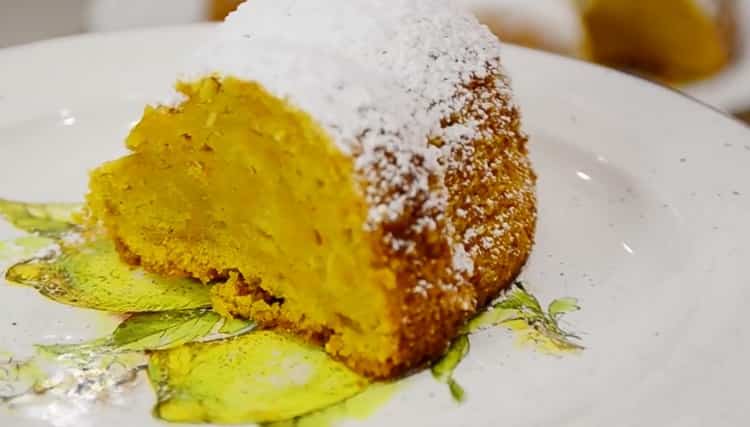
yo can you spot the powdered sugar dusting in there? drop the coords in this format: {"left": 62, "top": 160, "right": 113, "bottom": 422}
{"left": 164, "top": 0, "right": 530, "bottom": 284}
{"left": 451, "top": 244, "right": 475, "bottom": 274}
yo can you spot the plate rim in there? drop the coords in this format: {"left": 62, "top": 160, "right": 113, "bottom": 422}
{"left": 0, "top": 23, "right": 749, "bottom": 427}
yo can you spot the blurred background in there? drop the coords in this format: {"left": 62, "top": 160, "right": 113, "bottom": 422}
{"left": 0, "top": 0, "right": 239, "bottom": 47}
{"left": 0, "top": 0, "right": 748, "bottom": 123}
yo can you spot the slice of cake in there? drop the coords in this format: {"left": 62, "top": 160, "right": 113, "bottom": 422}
{"left": 580, "top": 0, "right": 735, "bottom": 81}
{"left": 86, "top": 0, "right": 536, "bottom": 379}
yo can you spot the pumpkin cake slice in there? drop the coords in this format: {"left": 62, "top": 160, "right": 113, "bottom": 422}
{"left": 86, "top": 0, "right": 536, "bottom": 379}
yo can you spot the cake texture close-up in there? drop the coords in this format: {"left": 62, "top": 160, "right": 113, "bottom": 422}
{"left": 85, "top": 0, "right": 536, "bottom": 379}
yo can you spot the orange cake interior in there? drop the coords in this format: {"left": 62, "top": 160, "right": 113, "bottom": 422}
{"left": 88, "top": 78, "right": 407, "bottom": 375}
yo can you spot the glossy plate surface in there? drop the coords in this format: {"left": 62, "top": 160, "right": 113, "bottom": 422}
{"left": 0, "top": 25, "right": 748, "bottom": 427}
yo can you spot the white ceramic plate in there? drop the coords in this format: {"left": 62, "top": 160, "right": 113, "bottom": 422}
{"left": 1, "top": 25, "right": 749, "bottom": 427}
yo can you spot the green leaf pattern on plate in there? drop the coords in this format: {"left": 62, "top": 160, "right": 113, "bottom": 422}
{"left": 218, "top": 317, "right": 256, "bottom": 335}
{"left": 464, "top": 283, "right": 582, "bottom": 353}
{"left": 437, "top": 283, "right": 582, "bottom": 402}
{"left": 0, "top": 199, "right": 82, "bottom": 237}
{"left": 148, "top": 331, "right": 369, "bottom": 424}
{"left": 431, "top": 334, "right": 470, "bottom": 402}
{"left": 265, "top": 382, "right": 399, "bottom": 427}
{"left": 5, "top": 235, "right": 212, "bottom": 312}
{"left": 0, "top": 235, "right": 56, "bottom": 268}
{"left": 113, "top": 309, "right": 222, "bottom": 351}
{"left": 1, "top": 199, "right": 584, "bottom": 424}
{"left": 548, "top": 297, "right": 581, "bottom": 319}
